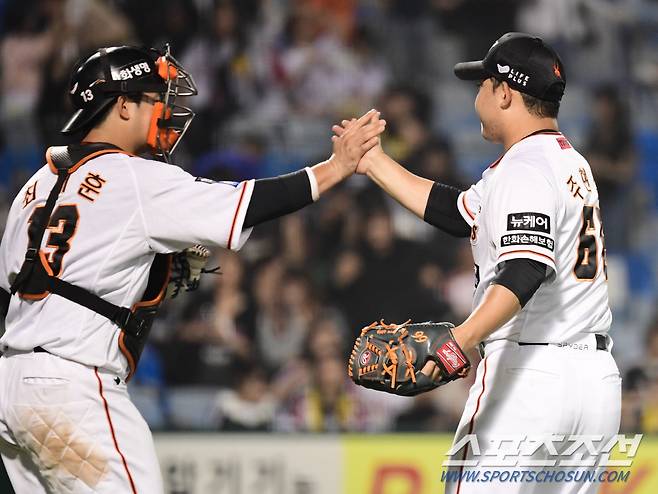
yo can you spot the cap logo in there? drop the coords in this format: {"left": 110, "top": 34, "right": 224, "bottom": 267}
{"left": 506, "top": 68, "right": 530, "bottom": 87}
{"left": 497, "top": 64, "right": 510, "bottom": 74}
{"left": 553, "top": 63, "right": 562, "bottom": 79}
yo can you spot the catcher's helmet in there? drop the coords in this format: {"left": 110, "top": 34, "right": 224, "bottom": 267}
{"left": 62, "top": 45, "right": 197, "bottom": 162}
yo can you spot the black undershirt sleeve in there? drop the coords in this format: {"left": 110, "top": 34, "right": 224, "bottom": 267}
{"left": 423, "top": 182, "right": 471, "bottom": 237}
{"left": 0, "top": 288, "right": 9, "bottom": 319}
{"left": 492, "top": 258, "right": 548, "bottom": 307}
{"left": 243, "top": 169, "right": 314, "bottom": 228}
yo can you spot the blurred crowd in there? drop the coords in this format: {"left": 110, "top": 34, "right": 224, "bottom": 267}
{"left": 2, "top": 0, "right": 658, "bottom": 433}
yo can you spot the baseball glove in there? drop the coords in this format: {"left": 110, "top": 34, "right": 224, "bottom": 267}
{"left": 348, "top": 320, "right": 470, "bottom": 396}
{"left": 166, "top": 245, "right": 219, "bottom": 299}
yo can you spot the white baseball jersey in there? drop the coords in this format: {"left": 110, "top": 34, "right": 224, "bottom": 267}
{"left": 0, "top": 152, "right": 255, "bottom": 377}
{"left": 456, "top": 130, "right": 612, "bottom": 344}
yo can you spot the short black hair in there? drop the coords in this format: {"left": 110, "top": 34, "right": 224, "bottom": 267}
{"left": 95, "top": 93, "right": 143, "bottom": 127}
{"left": 491, "top": 78, "right": 560, "bottom": 118}
{"left": 75, "top": 93, "right": 143, "bottom": 139}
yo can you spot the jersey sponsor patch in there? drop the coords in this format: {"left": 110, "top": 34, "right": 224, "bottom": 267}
{"left": 501, "top": 233, "right": 554, "bottom": 251}
{"left": 507, "top": 212, "right": 550, "bottom": 233}
{"left": 111, "top": 61, "right": 152, "bottom": 81}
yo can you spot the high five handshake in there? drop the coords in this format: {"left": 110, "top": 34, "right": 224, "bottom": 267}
{"left": 309, "top": 109, "right": 386, "bottom": 195}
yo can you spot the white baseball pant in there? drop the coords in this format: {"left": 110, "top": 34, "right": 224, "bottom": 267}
{"left": 0, "top": 350, "right": 163, "bottom": 493}
{"left": 444, "top": 337, "right": 622, "bottom": 494}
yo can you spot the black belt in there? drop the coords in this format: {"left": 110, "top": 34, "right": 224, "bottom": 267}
{"left": 0, "top": 346, "right": 51, "bottom": 357}
{"left": 518, "top": 334, "right": 608, "bottom": 351}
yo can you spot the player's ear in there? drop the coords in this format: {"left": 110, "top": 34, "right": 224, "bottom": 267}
{"left": 499, "top": 81, "right": 513, "bottom": 110}
{"left": 117, "top": 95, "right": 132, "bottom": 121}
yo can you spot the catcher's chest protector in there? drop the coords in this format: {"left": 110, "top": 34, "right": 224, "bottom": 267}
{"left": 10, "top": 143, "right": 171, "bottom": 380}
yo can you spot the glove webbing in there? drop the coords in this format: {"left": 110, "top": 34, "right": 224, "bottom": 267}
{"left": 360, "top": 319, "right": 417, "bottom": 390}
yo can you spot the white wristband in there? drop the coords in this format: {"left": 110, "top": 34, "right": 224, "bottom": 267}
{"left": 305, "top": 167, "right": 320, "bottom": 202}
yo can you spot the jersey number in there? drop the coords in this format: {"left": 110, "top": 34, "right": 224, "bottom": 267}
{"left": 28, "top": 204, "right": 79, "bottom": 276}
{"left": 574, "top": 205, "right": 607, "bottom": 281}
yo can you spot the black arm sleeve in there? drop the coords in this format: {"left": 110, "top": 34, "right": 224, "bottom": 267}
{"left": 0, "top": 288, "right": 9, "bottom": 319}
{"left": 243, "top": 169, "right": 314, "bottom": 228}
{"left": 492, "top": 258, "right": 548, "bottom": 308}
{"left": 423, "top": 182, "right": 471, "bottom": 237}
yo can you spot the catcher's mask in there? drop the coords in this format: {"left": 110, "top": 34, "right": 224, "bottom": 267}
{"left": 61, "top": 44, "right": 197, "bottom": 162}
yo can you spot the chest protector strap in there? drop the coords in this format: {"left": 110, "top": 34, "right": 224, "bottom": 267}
{"left": 9, "top": 144, "right": 171, "bottom": 380}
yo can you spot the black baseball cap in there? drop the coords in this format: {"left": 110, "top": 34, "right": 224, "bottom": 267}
{"left": 454, "top": 32, "right": 566, "bottom": 103}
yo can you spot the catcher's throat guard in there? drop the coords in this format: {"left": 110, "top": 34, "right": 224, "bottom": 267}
{"left": 349, "top": 321, "right": 470, "bottom": 396}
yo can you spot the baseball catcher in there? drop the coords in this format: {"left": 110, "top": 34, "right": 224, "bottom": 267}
{"left": 349, "top": 320, "right": 470, "bottom": 396}
{"left": 0, "top": 41, "right": 385, "bottom": 493}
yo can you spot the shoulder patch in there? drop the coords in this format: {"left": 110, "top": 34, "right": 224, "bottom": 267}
{"left": 507, "top": 212, "right": 550, "bottom": 233}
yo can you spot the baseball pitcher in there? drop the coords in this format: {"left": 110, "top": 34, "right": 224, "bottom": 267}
{"left": 344, "top": 33, "right": 621, "bottom": 494}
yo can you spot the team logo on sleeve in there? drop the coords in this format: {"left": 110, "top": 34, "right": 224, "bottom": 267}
{"left": 507, "top": 212, "right": 550, "bottom": 233}
{"left": 195, "top": 177, "right": 217, "bottom": 184}
{"left": 23, "top": 182, "right": 37, "bottom": 208}
{"left": 501, "top": 233, "right": 554, "bottom": 251}
{"left": 195, "top": 177, "right": 241, "bottom": 187}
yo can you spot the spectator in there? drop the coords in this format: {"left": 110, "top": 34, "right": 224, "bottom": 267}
{"left": 642, "top": 371, "right": 658, "bottom": 433}
{"left": 620, "top": 367, "right": 648, "bottom": 433}
{"left": 377, "top": 86, "right": 432, "bottom": 162}
{"left": 276, "top": 3, "right": 360, "bottom": 117}
{"left": 212, "top": 366, "right": 276, "bottom": 432}
{"left": 332, "top": 195, "right": 447, "bottom": 331}
{"left": 181, "top": 0, "right": 254, "bottom": 155}
{"left": 162, "top": 250, "right": 254, "bottom": 385}
{"left": 584, "top": 85, "right": 636, "bottom": 250}
{"left": 193, "top": 132, "right": 269, "bottom": 182}
{"left": 640, "top": 322, "right": 658, "bottom": 432}
{"left": 36, "top": 0, "right": 134, "bottom": 144}
{"left": 254, "top": 260, "right": 312, "bottom": 371}
{"left": 276, "top": 356, "right": 367, "bottom": 432}
{"left": 393, "top": 393, "right": 459, "bottom": 432}
{"left": 305, "top": 312, "right": 349, "bottom": 360}
{"left": 0, "top": 0, "right": 54, "bottom": 181}
{"left": 444, "top": 248, "right": 476, "bottom": 323}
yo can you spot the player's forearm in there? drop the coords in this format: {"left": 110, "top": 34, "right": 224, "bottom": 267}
{"left": 242, "top": 156, "right": 350, "bottom": 228}
{"left": 243, "top": 169, "right": 316, "bottom": 228}
{"left": 452, "top": 284, "right": 521, "bottom": 351}
{"left": 310, "top": 155, "right": 351, "bottom": 196}
{"left": 362, "top": 149, "right": 434, "bottom": 219}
